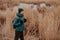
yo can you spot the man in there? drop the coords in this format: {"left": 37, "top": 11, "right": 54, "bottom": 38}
{"left": 12, "top": 8, "right": 27, "bottom": 40}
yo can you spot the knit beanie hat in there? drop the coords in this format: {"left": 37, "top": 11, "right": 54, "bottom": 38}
{"left": 18, "top": 8, "right": 24, "bottom": 13}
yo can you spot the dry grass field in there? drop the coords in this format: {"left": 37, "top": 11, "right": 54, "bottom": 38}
{"left": 0, "top": 0, "right": 60, "bottom": 40}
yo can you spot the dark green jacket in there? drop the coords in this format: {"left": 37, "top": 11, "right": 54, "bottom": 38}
{"left": 13, "top": 13, "right": 27, "bottom": 32}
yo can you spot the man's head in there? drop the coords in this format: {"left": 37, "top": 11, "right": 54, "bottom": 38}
{"left": 18, "top": 8, "right": 24, "bottom": 14}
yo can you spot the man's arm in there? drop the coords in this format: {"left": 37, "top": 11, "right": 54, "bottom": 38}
{"left": 13, "top": 18, "right": 21, "bottom": 28}
{"left": 13, "top": 18, "right": 20, "bottom": 25}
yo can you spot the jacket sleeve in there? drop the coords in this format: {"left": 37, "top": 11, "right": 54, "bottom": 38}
{"left": 13, "top": 18, "right": 21, "bottom": 28}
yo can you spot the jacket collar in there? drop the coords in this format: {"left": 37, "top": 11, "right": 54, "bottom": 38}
{"left": 16, "top": 13, "right": 23, "bottom": 17}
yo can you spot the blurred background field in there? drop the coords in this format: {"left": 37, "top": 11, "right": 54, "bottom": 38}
{"left": 0, "top": 0, "right": 60, "bottom": 40}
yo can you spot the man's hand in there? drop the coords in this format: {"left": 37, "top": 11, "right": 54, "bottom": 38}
{"left": 24, "top": 19, "right": 27, "bottom": 23}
